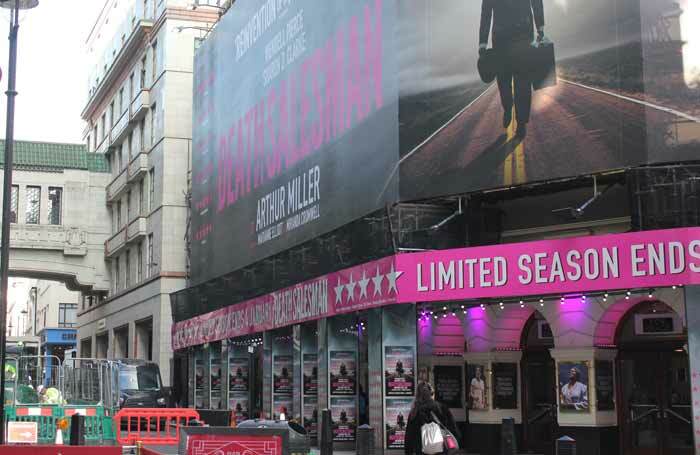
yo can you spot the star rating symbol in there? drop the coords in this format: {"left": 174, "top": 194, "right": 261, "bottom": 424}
{"left": 346, "top": 273, "right": 357, "bottom": 302}
{"left": 334, "top": 278, "right": 345, "bottom": 304}
{"left": 386, "top": 264, "right": 402, "bottom": 294}
{"left": 372, "top": 267, "right": 384, "bottom": 296}
{"left": 358, "top": 271, "right": 370, "bottom": 299}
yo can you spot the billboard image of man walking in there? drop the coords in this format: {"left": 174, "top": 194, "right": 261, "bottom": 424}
{"left": 479, "top": 0, "right": 545, "bottom": 138}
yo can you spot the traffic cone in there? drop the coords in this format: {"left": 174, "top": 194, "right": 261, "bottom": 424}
{"left": 55, "top": 428, "right": 63, "bottom": 445}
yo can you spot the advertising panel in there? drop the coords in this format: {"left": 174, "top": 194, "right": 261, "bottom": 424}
{"left": 384, "top": 346, "right": 415, "bottom": 396}
{"left": 303, "top": 396, "right": 318, "bottom": 438}
{"left": 229, "top": 393, "right": 249, "bottom": 421}
{"left": 330, "top": 397, "right": 357, "bottom": 442}
{"left": 558, "top": 361, "right": 590, "bottom": 412}
{"left": 385, "top": 398, "right": 412, "bottom": 449}
{"left": 303, "top": 354, "right": 318, "bottom": 395}
{"left": 398, "top": 0, "right": 700, "bottom": 201}
{"left": 229, "top": 357, "right": 250, "bottom": 392}
{"left": 273, "top": 355, "right": 293, "bottom": 394}
{"left": 191, "top": 0, "right": 399, "bottom": 284}
{"left": 330, "top": 350, "right": 357, "bottom": 395}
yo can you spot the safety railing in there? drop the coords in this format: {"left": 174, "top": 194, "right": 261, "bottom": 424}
{"left": 114, "top": 407, "right": 200, "bottom": 445}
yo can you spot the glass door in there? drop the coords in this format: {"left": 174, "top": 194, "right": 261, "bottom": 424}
{"left": 522, "top": 352, "right": 557, "bottom": 455}
{"left": 619, "top": 351, "right": 693, "bottom": 455}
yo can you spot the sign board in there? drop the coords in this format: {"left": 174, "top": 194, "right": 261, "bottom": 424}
{"left": 179, "top": 427, "right": 289, "bottom": 455}
{"left": 6, "top": 421, "right": 38, "bottom": 444}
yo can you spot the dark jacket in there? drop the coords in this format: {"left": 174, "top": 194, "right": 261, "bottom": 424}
{"left": 480, "top": 0, "right": 545, "bottom": 49}
{"left": 404, "top": 400, "right": 460, "bottom": 455}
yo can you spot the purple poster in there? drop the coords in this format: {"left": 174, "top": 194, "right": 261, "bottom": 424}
{"left": 303, "top": 396, "right": 318, "bottom": 438}
{"left": 385, "top": 398, "right": 412, "bottom": 449}
{"left": 385, "top": 346, "right": 415, "bottom": 396}
{"left": 303, "top": 354, "right": 318, "bottom": 395}
{"left": 229, "top": 393, "right": 249, "bottom": 421}
{"left": 331, "top": 397, "right": 357, "bottom": 442}
{"left": 273, "top": 355, "right": 294, "bottom": 394}
{"left": 330, "top": 351, "right": 357, "bottom": 395}
{"left": 210, "top": 356, "right": 222, "bottom": 391}
{"left": 229, "top": 356, "right": 249, "bottom": 392}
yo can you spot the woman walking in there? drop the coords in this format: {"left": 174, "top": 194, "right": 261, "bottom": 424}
{"left": 405, "top": 382, "right": 460, "bottom": 455}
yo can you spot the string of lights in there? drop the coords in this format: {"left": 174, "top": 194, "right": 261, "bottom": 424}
{"left": 416, "top": 285, "right": 683, "bottom": 321}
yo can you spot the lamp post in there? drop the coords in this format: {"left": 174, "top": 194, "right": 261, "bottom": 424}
{"left": 0, "top": 0, "right": 39, "bottom": 443}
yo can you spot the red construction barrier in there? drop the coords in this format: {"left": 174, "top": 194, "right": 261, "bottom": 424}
{"left": 0, "top": 447, "right": 120, "bottom": 454}
{"left": 114, "top": 407, "right": 200, "bottom": 445}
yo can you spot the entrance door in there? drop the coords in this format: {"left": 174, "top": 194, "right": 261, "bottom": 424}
{"left": 522, "top": 351, "right": 557, "bottom": 455}
{"left": 619, "top": 350, "right": 694, "bottom": 455}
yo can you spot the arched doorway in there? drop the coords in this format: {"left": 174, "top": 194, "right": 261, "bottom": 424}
{"left": 521, "top": 311, "right": 557, "bottom": 455}
{"left": 616, "top": 300, "right": 693, "bottom": 455}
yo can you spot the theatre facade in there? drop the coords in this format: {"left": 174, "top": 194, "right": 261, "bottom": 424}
{"left": 173, "top": 0, "right": 700, "bottom": 454}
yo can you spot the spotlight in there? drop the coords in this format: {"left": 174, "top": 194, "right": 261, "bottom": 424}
{"left": 672, "top": 285, "right": 677, "bottom": 290}
{"left": 626, "top": 291, "right": 631, "bottom": 296}
{"left": 648, "top": 290, "right": 653, "bottom": 299}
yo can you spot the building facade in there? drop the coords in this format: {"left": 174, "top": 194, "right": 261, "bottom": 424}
{"left": 77, "top": 0, "right": 221, "bottom": 385}
{"left": 171, "top": 1, "right": 700, "bottom": 455}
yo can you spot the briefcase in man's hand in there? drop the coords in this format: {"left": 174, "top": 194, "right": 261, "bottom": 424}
{"left": 530, "top": 41, "right": 557, "bottom": 90}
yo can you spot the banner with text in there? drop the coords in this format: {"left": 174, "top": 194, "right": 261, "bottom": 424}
{"left": 173, "top": 228, "right": 700, "bottom": 349}
{"left": 191, "top": 0, "right": 399, "bottom": 285}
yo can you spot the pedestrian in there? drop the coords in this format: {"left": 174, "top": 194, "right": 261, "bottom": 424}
{"left": 479, "top": 0, "right": 546, "bottom": 139}
{"left": 405, "top": 382, "right": 460, "bottom": 455}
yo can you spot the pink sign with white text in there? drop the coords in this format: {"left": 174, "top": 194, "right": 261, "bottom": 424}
{"left": 395, "top": 227, "right": 700, "bottom": 303}
{"left": 174, "top": 228, "right": 700, "bottom": 350}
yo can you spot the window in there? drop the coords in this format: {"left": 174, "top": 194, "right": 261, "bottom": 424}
{"left": 58, "top": 303, "right": 78, "bottom": 328}
{"left": 151, "top": 41, "right": 158, "bottom": 84}
{"left": 10, "top": 185, "right": 18, "bottom": 223}
{"left": 119, "top": 88, "right": 124, "bottom": 115}
{"left": 125, "top": 249, "right": 131, "bottom": 288}
{"left": 129, "top": 72, "right": 135, "bottom": 103}
{"left": 25, "top": 186, "right": 40, "bottom": 224}
{"left": 116, "top": 146, "right": 122, "bottom": 171}
{"left": 115, "top": 256, "right": 121, "bottom": 292}
{"left": 139, "top": 118, "right": 146, "bottom": 152}
{"left": 93, "top": 126, "right": 98, "bottom": 149}
{"left": 137, "top": 242, "right": 143, "bottom": 282}
{"left": 48, "top": 187, "right": 62, "bottom": 225}
{"left": 116, "top": 201, "right": 122, "bottom": 229}
{"left": 128, "top": 131, "right": 134, "bottom": 159}
{"left": 140, "top": 56, "right": 147, "bottom": 89}
{"left": 150, "top": 103, "right": 157, "bottom": 146}
{"left": 101, "top": 114, "right": 106, "bottom": 140}
{"left": 148, "top": 168, "right": 155, "bottom": 211}
{"left": 126, "top": 191, "right": 132, "bottom": 221}
{"left": 110, "top": 101, "right": 115, "bottom": 127}
{"left": 147, "top": 234, "right": 154, "bottom": 277}
{"left": 138, "top": 179, "right": 145, "bottom": 215}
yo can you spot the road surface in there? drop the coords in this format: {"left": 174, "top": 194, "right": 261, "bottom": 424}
{"left": 399, "top": 79, "right": 700, "bottom": 199}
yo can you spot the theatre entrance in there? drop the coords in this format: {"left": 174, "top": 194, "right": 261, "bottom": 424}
{"left": 521, "top": 312, "right": 557, "bottom": 455}
{"left": 617, "top": 301, "right": 693, "bottom": 455}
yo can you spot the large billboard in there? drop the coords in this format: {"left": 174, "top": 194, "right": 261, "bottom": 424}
{"left": 191, "top": 0, "right": 398, "bottom": 284}
{"left": 191, "top": 0, "right": 700, "bottom": 285}
{"left": 398, "top": 0, "right": 700, "bottom": 201}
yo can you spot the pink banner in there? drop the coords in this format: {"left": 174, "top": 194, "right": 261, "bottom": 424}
{"left": 396, "top": 227, "right": 700, "bottom": 303}
{"left": 172, "top": 256, "right": 398, "bottom": 350}
{"left": 174, "top": 228, "right": 700, "bottom": 349}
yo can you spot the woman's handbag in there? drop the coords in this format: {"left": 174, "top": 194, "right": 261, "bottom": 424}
{"left": 430, "top": 411, "right": 460, "bottom": 452}
{"left": 421, "top": 419, "right": 444, "bottom": 454}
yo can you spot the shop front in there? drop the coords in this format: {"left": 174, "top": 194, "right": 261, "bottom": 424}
{"left": 173, "top": 227, "right": 700, "bottom": 454}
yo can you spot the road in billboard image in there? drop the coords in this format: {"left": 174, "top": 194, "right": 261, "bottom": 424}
{"left": 398, "top": 0, "right": 700, "bottom": 201}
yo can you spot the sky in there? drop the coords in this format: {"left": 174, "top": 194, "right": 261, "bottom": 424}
{"left": 0, "top": 0, "right": 106, "bottom": 145}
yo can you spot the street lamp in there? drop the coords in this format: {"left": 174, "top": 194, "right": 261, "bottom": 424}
{"left": 0, "top": 0, "right": 39, "bottom": 444}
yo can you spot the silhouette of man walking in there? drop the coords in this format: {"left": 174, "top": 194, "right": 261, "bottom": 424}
{"left": 479, "top": 0, "right": 545, "bottom": 138}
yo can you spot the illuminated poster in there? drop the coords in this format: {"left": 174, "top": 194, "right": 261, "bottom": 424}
{"left": 210, "top": 355, "right": 222, "bottom": 391}
{"left": 385, "top": 398, "right": 412, "bottom": 449}
{"left": 384, "top": 346, "right": 415, "bottom": 396}
{"left": 331, "top": 397, "right": 356, "bottom": 442}
{"left": 329, "top": 351, "right": 357, "bottom": 395}
{"left": 229, "top": 357, "right": 249, "bottom": 392}
{"left": 273, "top": 355, "right": 293, "bottom": 394}
{"left": 303, "top": 354, "right": 318, "bottom": 395}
